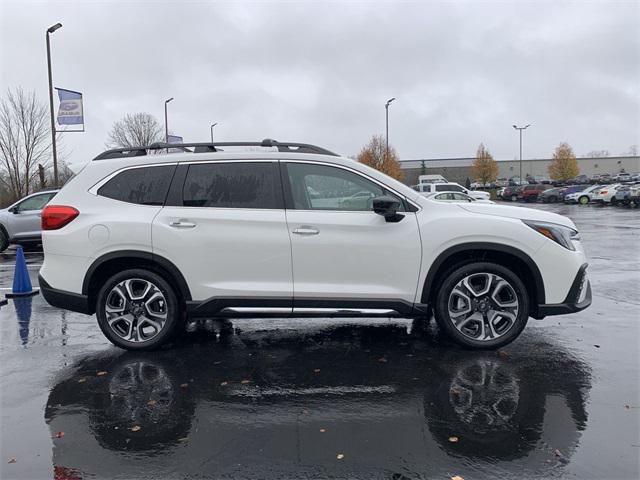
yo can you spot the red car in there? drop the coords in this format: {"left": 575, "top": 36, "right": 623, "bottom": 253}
{"left": 517, "top": 184, "right": 552, "bottom": 202}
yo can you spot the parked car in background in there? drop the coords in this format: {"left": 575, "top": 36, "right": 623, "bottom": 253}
{"left": 496, "top": 187, "right": 506, "bottom": 199}
{"left": 597, "top": 173, "right": 613, "bottom": 184}
{"left": 612, "top": 185, "right": 632, "bottom": 206}
{"left": 564, "top": 185, "right": 602, "bottom": 205}
{"left": 412, "top": 182, "right": 491, "bottom": 201}
{"left": 538, "top": 187, "right": 565, "bottom": 203}
{"left": 495, "top": 178, "right": 509, "bottom": 187}
{"left": 502, "top": 185, "right": 523, "bottom": 201}
{"left": 424, "top": 192, "right": 494, "bottom": 204}
{"left": 614, "top": 173, "right": 631, "bottom": 182}
{"left": 592, "top": 184, "right": 623, "bottom": 205}
{"left": 518, "top": 184, "right": 552, "bottom": 203}
{"left": 559, "top": 185, "right": 587, "bottom": 201}
{"left": 629, "top": 184, "right": 640, "bottom": 206}
{"left": 631, "top": 172, "right": 640, "bottom": 182}
{"left": 569, "top": 175, "right": 590, "bottom": 185}
{"left": 0, "top": 190, "right": 59, "bottom": 252}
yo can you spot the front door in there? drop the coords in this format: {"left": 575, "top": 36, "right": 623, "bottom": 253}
{"left": 282, "top": 161, "right": 422, "bottom": 310}
{"left": 8, "top": 192, "right": 57, "bottom": 239}
{"left": 153, "top": 161, "right": 293, "bottom": 306}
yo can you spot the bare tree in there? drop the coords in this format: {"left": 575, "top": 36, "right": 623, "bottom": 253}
{"left": 106, "top": 112, "right": 164, "bottom": 148}
{"left": 0, "top": 88, "right": 52, "bottom": 201}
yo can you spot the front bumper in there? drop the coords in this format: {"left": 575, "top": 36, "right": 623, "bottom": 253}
{"left": 535, "top": 263, "right": 591, "bottom": 317}
{"left": 39, "top": 274, "right": 93, "bottom": 315}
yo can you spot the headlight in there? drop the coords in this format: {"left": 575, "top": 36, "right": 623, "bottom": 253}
{"left": 523, "top": 220, "right": 579, "bottom": 250}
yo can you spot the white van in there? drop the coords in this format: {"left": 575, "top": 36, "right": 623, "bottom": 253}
{"left": 418, "top": 174, "right": 447, "bottom": 184}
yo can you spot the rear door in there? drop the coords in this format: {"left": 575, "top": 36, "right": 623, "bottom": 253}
{"left": 153, "top": 160, "right": 293, "bottom": 305}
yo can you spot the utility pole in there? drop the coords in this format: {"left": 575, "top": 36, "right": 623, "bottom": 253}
{"left": 385, "top": 97, "right": 395, "bottom": 159}
{"left": 513, "top": 124, "right": 531, "bottom": 183}
{"left": 46, "top": 23, "right": 62, "bottom": 187}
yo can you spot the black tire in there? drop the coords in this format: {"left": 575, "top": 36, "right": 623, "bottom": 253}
{"left": 433, "top": 262, "right": 530, "bottom": 349}
{"left": 549, "top": 196, "right": 558, "bottom": 203}
{"left": 0, "top": 229, "right": 8, "bottom": 253}
{"left": 96, "top": 269, "right": 181, "bottom": 351}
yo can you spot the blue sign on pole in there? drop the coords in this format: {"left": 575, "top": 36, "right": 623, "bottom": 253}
{"left": 56, "top": 88, "right": 83, "bottom": 126}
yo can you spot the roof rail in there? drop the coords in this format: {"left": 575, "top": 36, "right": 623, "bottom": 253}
{"left": 93, "top": 138, "right": 338, "bottom": 160}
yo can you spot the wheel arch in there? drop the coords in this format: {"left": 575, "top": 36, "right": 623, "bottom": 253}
{"left": 82, "top": 250, "right": 192, "bottom": 314}
{"left": 421, "top": 243, "right": 545, "bottom": 315}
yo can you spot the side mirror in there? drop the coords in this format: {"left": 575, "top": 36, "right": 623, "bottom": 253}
{"left": 372, "top": 196, "right": 404, "bottom": 223}
{"left": 8, "top": 206, "right": 18, "bottom": 214}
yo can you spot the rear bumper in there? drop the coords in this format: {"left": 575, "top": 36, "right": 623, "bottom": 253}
{"left": 39, "top": 274, "right": 93, "bottom": 315}
{"left": 535, "top": 263, "right": 591, "bottom": 318}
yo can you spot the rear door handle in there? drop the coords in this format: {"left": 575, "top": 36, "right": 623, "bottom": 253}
{"left": 169, "top": 220, "right": 196, "bottom": 229}
{"left": 292, "top": 226, "right": 319, "bottom": 235}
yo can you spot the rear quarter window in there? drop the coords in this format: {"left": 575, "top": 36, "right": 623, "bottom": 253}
{"left": 97, "top": 165, "right": 176, "bottom": 205}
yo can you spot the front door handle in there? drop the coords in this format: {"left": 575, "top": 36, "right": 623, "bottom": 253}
{"left": 169, "top": 220, "right": 196, "bottom": 229}
{"left": 292, "top": 226, "right": 319, "bottom": 235}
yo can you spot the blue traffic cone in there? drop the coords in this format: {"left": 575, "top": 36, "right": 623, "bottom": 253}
{"left": 5, "top": 246, "right": 39, "bottom": 298}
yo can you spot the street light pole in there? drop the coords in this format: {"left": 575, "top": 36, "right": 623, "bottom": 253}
{"left": 385, "top": 97, "right": 395, "bottom": 158}
{"left": 210, "top": 122, "right": 218, "bottom": 142}
{"left": 513, "top": 124, "right": 531, "bottom": 183}
{"left": 46, "top": 23, "right": 62, "bottom": 187}
{"left": 164, "top": 97, "right": 173, "bottom": 153}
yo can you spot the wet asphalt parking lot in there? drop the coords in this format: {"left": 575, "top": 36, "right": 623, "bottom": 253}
{"left": 0, "top": 202, "right": 638, "bottom": 480}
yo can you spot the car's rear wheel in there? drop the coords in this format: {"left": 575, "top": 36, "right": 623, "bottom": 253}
{"left": 0, "top": 229, "right": 8, "bottom": 253}
{"left": 434, "top": 262, "right": 529, "bottom": 349}
{"left": 511, "top": 194, "right": 517, "bottom": 201}
{"left": 96, "top": 269, "right": 181, "bottom": 351}
{"left": 578, "top": 195, "right": 589, "bottom": 205}
{"left": 549, "top": 195, "right": 558, "bottom": 203}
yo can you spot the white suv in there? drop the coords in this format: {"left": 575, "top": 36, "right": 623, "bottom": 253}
{"left": 39, "top": 140, "right": 591, "bottom": 351}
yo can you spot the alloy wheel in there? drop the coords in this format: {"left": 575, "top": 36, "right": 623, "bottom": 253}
{"left": 105, "top": 278, "right": 168, "bottom": 343}
{"left": 447, "top": 273, "right": 519, "bottom": 342}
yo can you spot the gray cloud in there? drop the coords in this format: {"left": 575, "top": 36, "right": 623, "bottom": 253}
{"left": 1, "top": 0, "right": 638, "bottom": 165}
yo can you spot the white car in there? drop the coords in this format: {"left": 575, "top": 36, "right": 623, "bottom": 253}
{"left": 592, "top": 184, "right": 622, "bottom": 204}
{"left": 39, "top": 139, "right": 591, "bottom": 351}
{"left": 425, "top": 192, "right": 494, "bottom": 204}
{"left": 564, "top": 185, "right": 602, "bottom": 205}
{"left": 412, "top": 182, "right": 491, "bottom": 201}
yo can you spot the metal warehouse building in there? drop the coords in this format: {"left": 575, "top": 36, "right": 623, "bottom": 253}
{"left": 399, "top": 156, "right": 640, "bottom": 186}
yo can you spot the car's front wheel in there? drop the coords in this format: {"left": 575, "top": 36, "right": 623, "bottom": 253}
{"left": 434, "top": 262, "right": 530, "bottom": 349}
{"left": 0, "top": 229, "right": 8, "bottom": 253}
{"left": 578, "top": 195, "right": 589, "bottom": 205}
{"left": 96, "top": 269, "right": 181, "bottom": 350}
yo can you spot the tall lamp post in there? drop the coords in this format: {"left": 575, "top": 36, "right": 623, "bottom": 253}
{"left": 164, "top": 97, "right": 173, "bottom": 152}
{"left": 46, "top": 22, "right": 62, "bottom": 187}
{"left": 513, "top": 124, "right": 531, "bottom": 183}
{"left": 210, "top": 122, "right": 218, "bottom": 142}
{"left": 385, "top": 97, "right": 395, "bottom": 158}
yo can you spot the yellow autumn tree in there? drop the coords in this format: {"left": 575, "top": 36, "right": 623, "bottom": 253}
{"left": 357, "top": 135, "right": 404, "bottom": 181}
{"left": 471, "top": 143, "right": 499, "bottom": 185}
{"left": 548, "top": 142, "right": 579, "bottom": 181}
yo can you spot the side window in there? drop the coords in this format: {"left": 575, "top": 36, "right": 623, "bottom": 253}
{"left": 98, "top": 165, "right": 175, "bottom": 205}
{"left": 452, "top": 193, "right": 469, "bottom": 201}
{"left": 182, "top": 162, "right": 281, "bottom": 209}
{"left": 285, "top": 163, "right": 404, "bottom": 212}
{"left": 16, "top": 193, "right": 55, "bottom": 211}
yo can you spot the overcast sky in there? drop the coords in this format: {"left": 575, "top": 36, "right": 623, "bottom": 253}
{"left": 1, "top": 0, "right": 639, "bottom": 164}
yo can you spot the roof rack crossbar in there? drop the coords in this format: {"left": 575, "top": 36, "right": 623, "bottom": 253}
{"left": 93, "top": 139, "right": 338, "bottom": 160}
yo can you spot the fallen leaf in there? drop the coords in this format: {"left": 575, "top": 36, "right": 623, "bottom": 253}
{"left": 77, "top": 378, "right": 86, "bottom": 383}
{"left": 8, "top": 458, "right": 16, "bottom": 464}
{"left": 320, "top": 428, "right": 326, "bottom": 433}
{"left": 147, "top": 400, "right": 157, "bottom": 406}
{"left": 302, "top": 409, "right": 309, "bottom": 415}
{"left": 96, "top": 371, "right": 108, "bottom": 376}
{"left": 130, "top": 425, "right": 141, "bottom": 432}
{"left": 178, "top": 437, "right": 188, "bottom": 442}
{"left": 448, "top": 436, "right": 459, "bottom": 443}
{"left": 594, "top": 345, "right": 601, "bottom": 348}
{"left": 214, "top": 361, "right": 222, "bottom": 365}
{"left": 180, "top": 383, "right": 189, "bottom": 388}
{"left": 240, "top": 379, "right": 251, "bottom": 384}
{"left": 378, "top": 357, "right": 388, "bottom": 363}
{"left": 451, "top": 476, "right": 464, "bottom": 480}
{"left": 336, "top": 453, "right": 344, "bottom": 460}
{"left": 498, "top": 350, "right": 509, "bottom": 358}
{"left": 54, "top": 432, "right": 65, "bottom": 439}
{"left": 625, "top": 405, "right": 630, "bottom": 409}
{"left": 314, "top": 368, "right": 321, "bottom": 373}
{"left": 554, "top": 449, "right": 563, "bottom": 457}
{"left": 220, "top": 381, "right": 228, "bottom": 386}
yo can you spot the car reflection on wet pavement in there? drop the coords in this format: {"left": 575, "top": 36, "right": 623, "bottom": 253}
{"left": 1, "top": 203, "right": 639, "bottom": 479}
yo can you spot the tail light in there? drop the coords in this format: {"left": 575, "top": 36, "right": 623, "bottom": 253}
{"left": 600, "top": 190, "right": 608, "bottom": 195}
{"left": 42, "top": 205, "right": 79, "bottom": 230}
